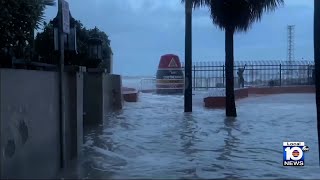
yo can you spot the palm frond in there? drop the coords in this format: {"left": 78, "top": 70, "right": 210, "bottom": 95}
{"left": 181, "top": 0, "right": 211, "bottom": 9}
{"left": 182, "top": 0, "right": 284, "bottom": 32}
{"left": 35, "top": 0, "right": 56, "bottom": 29}
{"left": 39, "top": 0, "right": 56, "bottom": 6}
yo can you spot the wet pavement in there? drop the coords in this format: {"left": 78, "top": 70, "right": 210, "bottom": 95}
{"left": 71, "top": 93, "right": 320, "bottom": 179}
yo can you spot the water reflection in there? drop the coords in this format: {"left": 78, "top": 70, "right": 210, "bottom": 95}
{"left": 179, "top": 113, "right": 198, "bottom": 155}
{"left": 178, "top": 113, "right": 200, "bottom": 178}
{"left": 217, "top": 117, "right": 241, "bottom": 178}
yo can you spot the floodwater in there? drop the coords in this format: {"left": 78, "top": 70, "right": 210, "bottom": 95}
{"left": 67, "top": 92, "right": 320, "bottom": 179}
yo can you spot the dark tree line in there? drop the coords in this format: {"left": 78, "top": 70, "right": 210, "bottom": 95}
{"left": 0, "top": 0, "right": 113, "bottom": 70}
{"left": 0, "top": 0, "right": 55, "bottom": 59}
{"left": 34, "top": 20, "right": 113, "bottom": 68}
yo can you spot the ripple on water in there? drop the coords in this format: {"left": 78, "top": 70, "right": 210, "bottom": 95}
{"left": 77, "top": 93, "right": 320, "bottom": 179}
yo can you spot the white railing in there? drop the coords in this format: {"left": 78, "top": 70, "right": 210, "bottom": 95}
{"left": 140, "top": 78, "right": 156, "bottom": 91}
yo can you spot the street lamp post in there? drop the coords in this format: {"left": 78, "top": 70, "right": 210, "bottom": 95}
{"left": 58, "top": 0, "right": 67, "bottom": 169}
{"left": 184, "top": 0, "right": 192, "bottom": 112}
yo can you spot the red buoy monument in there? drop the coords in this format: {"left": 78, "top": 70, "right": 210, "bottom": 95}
{"left": 156, "top": 54, "right": 184, "bottom": 94}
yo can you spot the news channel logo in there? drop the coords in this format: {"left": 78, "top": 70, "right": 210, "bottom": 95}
{"left": 283, "top": 142, "right": 309, "bottom": 166}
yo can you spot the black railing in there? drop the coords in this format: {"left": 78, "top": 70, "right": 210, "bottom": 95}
{"left": 181, "top": 60, "right": 315, "bottom": 90}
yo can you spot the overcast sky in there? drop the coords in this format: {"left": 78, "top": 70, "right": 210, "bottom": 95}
{"left": 44, "top": 0, "right": 314, "bottom": 76}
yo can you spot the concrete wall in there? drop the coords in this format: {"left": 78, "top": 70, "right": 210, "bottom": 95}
{"left": 83, "top": 72, "right": 122, "bottom": 124}
{"left": 103, "top": 74, "right": 122, "bottom": 111}
{"left": 64, "top": 71, "right": 84, "bottom": 162}
{"left": 0, "top": 69, "right": 83, "bottom": 179}
{"left": 83, "top": 73, "right": 103, "bottom": 124}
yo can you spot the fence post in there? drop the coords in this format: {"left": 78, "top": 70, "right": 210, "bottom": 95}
{"left": 279, "top": 64, "right": 282, "bottom": 86}
{"left": 307, "top": 65, "right": 310, "bottom": 85}
{"left": 193, "top": 64, "right": 196, "bottom": 90}
{"left": 223, "top": 65, "right": 225, "bottom": 87}
{"left": 251, "top": 64, "right": 254, "bottom": 85}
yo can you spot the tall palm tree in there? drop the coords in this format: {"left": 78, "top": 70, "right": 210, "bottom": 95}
{"left": 183, "top": 0, "right": 283, "bottom": 117}
{"left": 313, "top": 0, "right": 320, "bottom": 165}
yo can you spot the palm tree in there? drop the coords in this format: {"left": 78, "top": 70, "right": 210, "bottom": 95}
{"left": 313, "top": 0, "right": 320, "bottom": 165}
{"left": 182, "top": 0, "right": 283, "bottom": 117}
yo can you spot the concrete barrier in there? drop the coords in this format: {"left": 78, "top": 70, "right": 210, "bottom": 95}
{"left": 122, "top": 91, "right": 138, "bottom": 102}
{"left": 234, "top": 88, "right": 249, "bottom": 99}
{"left": 122, "top": 87, "right": 138, "bottom": 102}
{"left": 0, "top": 68, "right": 83, "bottom": 179}
{"left": 204, "top": 96, "right": 225, "bottom": 108}
{"left": 248, "top": 86, "right": 315, "bottom": 94}
{"left": 204, "top": 86, "right": 314, "bottom": 108}
{"left": 204, "top": 88, "right": 248, "bottom": 108}
{"left": 83, "top": 72, "right": 122, "bottom": 124}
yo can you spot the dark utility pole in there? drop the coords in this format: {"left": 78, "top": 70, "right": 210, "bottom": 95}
{"left": 58, "top": 0, "right": 66, "bottom": 169}
{"left": 184, "top": 0, "right": 192, "bottom": 112}
{"left": 314, "top": 0, "right": 320, "bottom": 166}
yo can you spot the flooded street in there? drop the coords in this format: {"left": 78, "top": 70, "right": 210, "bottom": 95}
{"left": 75, "top": 93, "right": 320, "bottom": 179}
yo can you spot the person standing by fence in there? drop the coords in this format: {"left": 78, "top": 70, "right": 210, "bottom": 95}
{"left": 237, "top": 64, "right": 246, "bottom": 88}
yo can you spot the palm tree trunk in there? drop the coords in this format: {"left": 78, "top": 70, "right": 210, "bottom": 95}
{"left": 225, "top": 27, "right": 237, "bottom": 117}
{"left": 184, "top": 0, "right": 192, "bottom": 112}
{"left": 314, "top": 0, "right": 320, "bottom": 165}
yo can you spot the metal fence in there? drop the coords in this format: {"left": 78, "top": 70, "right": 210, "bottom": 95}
{"left": 182, "top": 60, "right": 315, "bottom": 90}
{"left": 139, "top": 60, "right": 315, "bottom": 91}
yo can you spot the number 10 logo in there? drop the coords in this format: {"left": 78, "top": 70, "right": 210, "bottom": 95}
{"left": 284, "top": 146, "right": 303, "bottom": 161}
{"left": 283, "top": 142, "right": 309, "bottom": 166}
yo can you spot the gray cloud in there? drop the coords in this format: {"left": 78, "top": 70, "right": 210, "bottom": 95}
{"left": 44, "top": 0, "right": 314, "bottom": 76}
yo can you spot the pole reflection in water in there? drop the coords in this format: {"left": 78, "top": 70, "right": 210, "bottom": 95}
{"left": 217, "top": 117, "right": 240, "bottom": 161}
{"left": 177, "top": 113, "right": 200, "bottom": 178}
{"left": 217, "top": 117, "right": 241, "bottom": 179}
